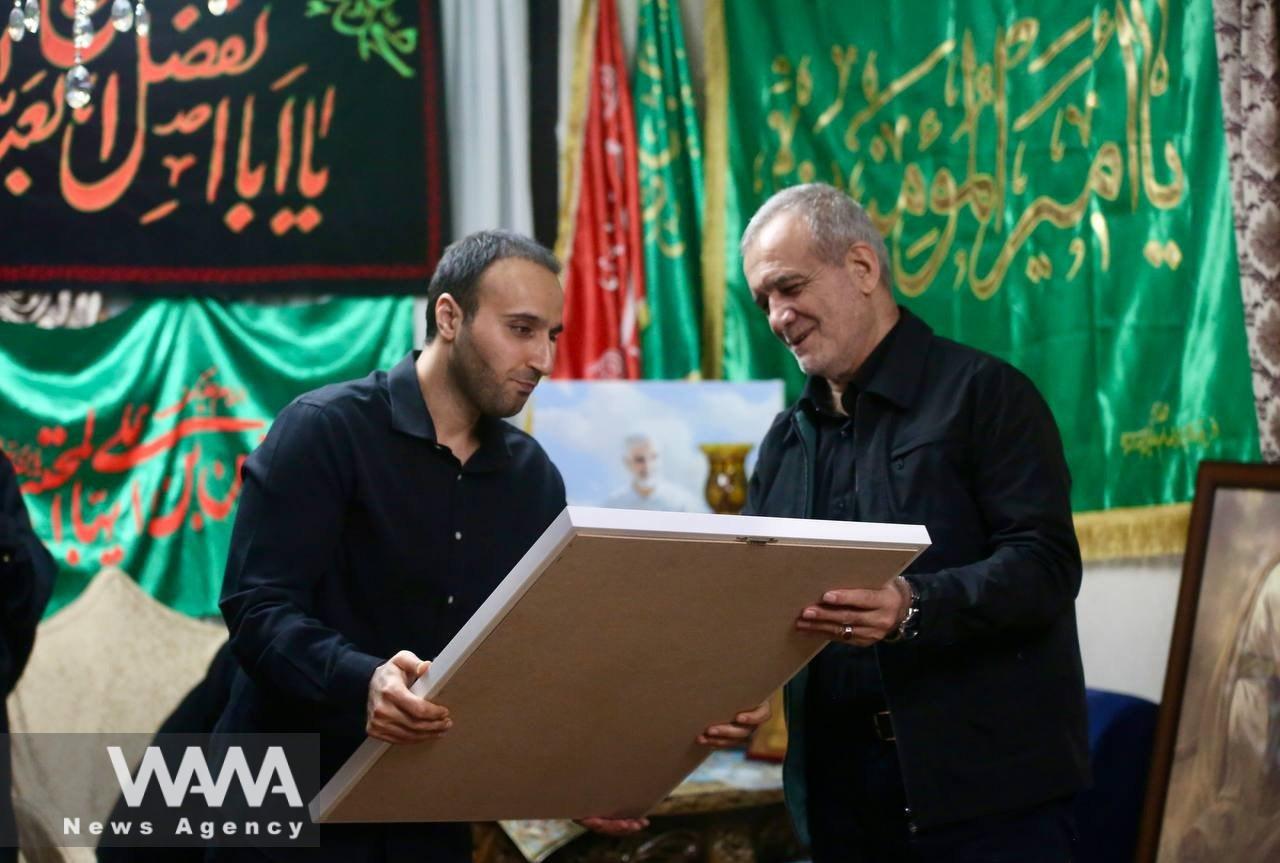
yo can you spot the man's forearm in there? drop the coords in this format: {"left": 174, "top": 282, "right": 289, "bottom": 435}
{"left": 221, "top": 590, "right": 382, "bottom": 708}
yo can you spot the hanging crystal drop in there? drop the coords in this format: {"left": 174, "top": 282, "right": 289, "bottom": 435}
{"left": 21, "top": 0, "right": 35, "bottom": 33}
{"left": 7, "top": 5, "right": 24, "bottom": 41}
{"left": 134, "top": 1, "right": 149, "bottom": 36}
{"left": 65, "top": 64, "right": 92, "bottom": 109}
{"left": 109, "top": 0, "right": 131, "bottom": 31}
{"left": 72, "top": 12, "right": 93, "bottom": 48}
{"left": 207, "top": 0, "right": 227, "bottom": 15}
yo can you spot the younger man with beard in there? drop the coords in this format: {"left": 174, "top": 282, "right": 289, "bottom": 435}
{"left": 213, "top": 231, "right": 767, "bottom": 862}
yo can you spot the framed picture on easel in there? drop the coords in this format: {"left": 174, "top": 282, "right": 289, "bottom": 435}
{"left": 1136, "top": 461, "right": 1280, "bottom": 861}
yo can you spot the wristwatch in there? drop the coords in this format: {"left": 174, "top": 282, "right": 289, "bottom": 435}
{"left": 882, "top": 575, "right": 920, "bottom": 643}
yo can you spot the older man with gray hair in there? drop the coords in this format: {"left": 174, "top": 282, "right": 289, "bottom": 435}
{"left": 740, "top": 184, "right": 1088, "bottom": 862}
{"left": 603, "top": 433, "right": 701, "bottom": 512}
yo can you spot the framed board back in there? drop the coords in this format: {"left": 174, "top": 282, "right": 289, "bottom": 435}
{"left": 311, "top": 507, "right": 929, "bottom": 823}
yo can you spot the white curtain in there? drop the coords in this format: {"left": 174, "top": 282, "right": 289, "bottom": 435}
{"left": 441, "top": 0, "right": 535, "bottom": 239}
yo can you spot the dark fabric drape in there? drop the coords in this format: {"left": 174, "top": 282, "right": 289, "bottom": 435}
{"left": 1214, "top": 0, "right": 1280, "bottom": 461}
{"left": 529, "top": 0, "right": 561, "bottom": 250}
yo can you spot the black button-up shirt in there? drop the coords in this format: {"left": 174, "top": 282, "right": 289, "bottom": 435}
{"left": 1, "top": 450, "right": 55, "bottom": 708}
{"left": 801, "top": 318, "right": 901, "bottom": 710}
{"left": 217, "top": 352, "right": 566, "bottom": 861}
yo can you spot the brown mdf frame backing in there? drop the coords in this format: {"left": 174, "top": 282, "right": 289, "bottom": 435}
{"left": 312, "top": 510, "right": 926, "bottom": 823}
{"left": 1134, "top": 460, "right": 1280, "bottom": 862}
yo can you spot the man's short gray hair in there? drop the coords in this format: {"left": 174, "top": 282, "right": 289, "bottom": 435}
{"left": 739, "top": 184, "right": 891, "bottom": 286}
{"left": 623, "top": 433, "right": 653, "bottom": 450}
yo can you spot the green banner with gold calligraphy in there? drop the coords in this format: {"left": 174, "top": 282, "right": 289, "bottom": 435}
{"left": 635, "top": 0, "right": 703, "bottom": 379}
{"left": 0, "top": 297, "right": 412, "bottom": 618}
{"left": 705, "top": 0, "right": 1261, "bottom": 551}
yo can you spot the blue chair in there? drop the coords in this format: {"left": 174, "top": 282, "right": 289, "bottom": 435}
{"left": 1075, "top": 689, "right": 1159, "bottom": 863}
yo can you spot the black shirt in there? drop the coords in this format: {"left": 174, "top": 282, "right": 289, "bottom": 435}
{"left": 0, "top": 451, "right": 55, "bottom": 699}
{"left": 797, "top": 321, "right": 906, "bottom": 847}
{"left": 217, "top": 352, "right": 566, "bottom": 862}
{"left": 800, "top": 318, "right": 901, "bottom": 710}
{"left": 1, "top": 452, "right": 55, "bottom": 863}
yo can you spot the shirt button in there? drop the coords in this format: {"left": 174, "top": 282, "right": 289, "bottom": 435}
{"left": 446, "top": 595, "right": 455, "bottom": 605}
{"left": 907, "top": 821, "right": 918, "bottom": 834}
{"left": 454, "top": 531, "right": 462, "bottom": 540}
{"left": 456, "top": 473, "right": 463, "bottom": 481}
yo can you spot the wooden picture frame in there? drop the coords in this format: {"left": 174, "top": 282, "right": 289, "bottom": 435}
{"left": 1135, "top": 461, "right": 1280, "bottom": 861}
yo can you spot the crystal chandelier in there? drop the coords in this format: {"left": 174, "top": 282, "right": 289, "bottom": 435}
{"left": 3, "top": 0, "right": 231, "bottom": 109}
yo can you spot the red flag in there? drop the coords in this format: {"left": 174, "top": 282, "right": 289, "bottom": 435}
{"left": 553, "top": 0, "right": 645, "bottom": 379}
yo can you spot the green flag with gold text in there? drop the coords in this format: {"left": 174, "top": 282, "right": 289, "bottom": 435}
{"left": 0, "top": 298, "right": 412, "bottom": 617}
{"left": 703, "top": 0, "right": 1261, "bottom": 557}
{"left": 635, "top": 0, "right": 705, "bottom": 379}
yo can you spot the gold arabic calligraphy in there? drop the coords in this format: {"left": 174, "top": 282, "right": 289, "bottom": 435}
{"left": 752, "top": 0, "right": 1185, "bottom": 300}
{"left": 1120, "top": 402, "right": 1220, "bottom": 458}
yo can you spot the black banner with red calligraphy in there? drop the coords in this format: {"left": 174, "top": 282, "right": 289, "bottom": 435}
{"left": 0, "top": 0, "right": 447, "bottom": 294}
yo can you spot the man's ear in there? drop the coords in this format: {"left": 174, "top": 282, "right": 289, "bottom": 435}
{"left": 434, "top": 293, "right": 464, "bottom": 341}
{"left": 844, "top": 242, "right": 882, "bottom": 296}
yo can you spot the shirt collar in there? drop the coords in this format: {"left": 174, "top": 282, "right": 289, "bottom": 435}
{"left": 864, "top": 306, "right": 932, "bottom": 410}
{"left": 797, "top": 306, "right": 932, "bottom": 417}
{"left": 389, "top": 351, "right": 437, "bottom": 441}
{"left": 388, "top": 351, "right": 513, "bottom": 467}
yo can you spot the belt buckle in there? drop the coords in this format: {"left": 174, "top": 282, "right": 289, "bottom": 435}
{"left": 872, "top": 710, "right": 896, "bottom": 742}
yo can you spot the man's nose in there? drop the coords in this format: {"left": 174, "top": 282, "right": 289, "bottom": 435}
{"left": 770, "top": 303, "right": 796, "bottom": 333}
{"left": 530, "top": 337, "right": 555, "bottom": 375}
